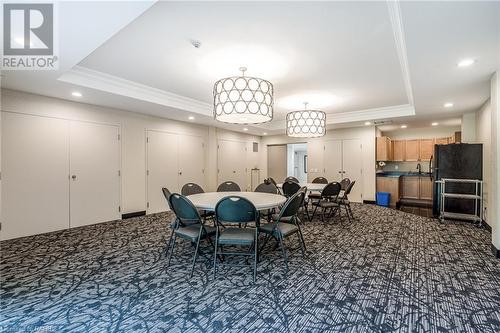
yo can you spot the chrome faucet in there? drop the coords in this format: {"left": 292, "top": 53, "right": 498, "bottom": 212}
{"left": 416, "top": 163, "right": 422, "bottom": 174}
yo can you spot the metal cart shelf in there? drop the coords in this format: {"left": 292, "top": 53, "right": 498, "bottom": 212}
{"left": 437, "top": 178, "right": 483, "bottom": 226}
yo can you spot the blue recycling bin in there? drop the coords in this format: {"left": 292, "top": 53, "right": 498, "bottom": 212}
{"left": 376, "top": 192, "right": 391, "bottom": 207}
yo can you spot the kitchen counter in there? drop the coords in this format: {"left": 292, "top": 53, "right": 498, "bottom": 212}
{"left": 377, "top": 172, "right": 432, "bottom": 178}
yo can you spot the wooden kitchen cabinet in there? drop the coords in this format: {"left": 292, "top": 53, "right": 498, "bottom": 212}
{"left": 392, "top": 140, "right": 405, "bottom": 161}
{"left": 419, "top": 176, "right": 433, "bottom": 200}
{"left": 376, "top": 136, "right": 392, "bottom": 161}
{"left": 419, "top": 139, "right": 434, "bottom": 161}
{"left": 405, "top": 140, "right": 419, "bottom": 161}
{"left": 401, "top": 176, "right": 419, "bottom": 199}
{"left": 376, "top": 177, "right": 400, "bottom": 207}
{"left": 435, "top": 137, "right": 449, "bottom": 145}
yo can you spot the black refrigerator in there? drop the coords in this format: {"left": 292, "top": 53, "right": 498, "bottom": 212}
{"left": 432, "top": 143, "right": 483, "bottom": 217}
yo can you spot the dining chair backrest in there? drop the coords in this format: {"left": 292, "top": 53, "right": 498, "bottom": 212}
{"left": 312, "top": 177, "right": 328, "bottom": 184}
{"left": 168, "top": 193, "right": 202, "bottom": 227}
{"left": 254, "top": 182, "right": 278, "bottom": 194}
{"left": 340, "top": 178, "right": 351, "bottom": 191}
{"left": 282, "top": 180, "right": 301, "bottom": 197}
{"left": 267, "top": 177, "right": 278, "bottom": 187}
{"left": 284, "top": 176, "right": 299, "bottom": 183}
{"left": 217, "top": 181, "right": 241, "bottom": 192}
{"left": 162, "top": 187, "right": 173, "bottom": 210}
{"left": 181, "top": 183, "right": 205, "bottom": 196}
{"left": 344, "top": 180, "right": 356, "bottom": 195}
{"left": 277, "top": 190, "right": 305, "bottom": 219}
{"left": 321, "top": 182, "right": 342, "bottom": 199}
{"left": 215, "top": 196, "right": 259, "bottom": 225}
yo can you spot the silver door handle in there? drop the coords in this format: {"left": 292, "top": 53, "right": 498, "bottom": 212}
{"left": 179, "top": 171, "right": 182, "bottom": 175}
{"left": 71, "top": 175, "right": 77, "bottom": 180}
{"left": 233, "top": 170, "right": 236, "bottom": 173}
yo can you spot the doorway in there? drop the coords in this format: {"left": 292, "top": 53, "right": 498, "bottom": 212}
{"left": 287, "top": 143, "right": 308, "bottom": 183}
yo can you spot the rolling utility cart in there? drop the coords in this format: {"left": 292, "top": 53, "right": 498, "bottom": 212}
{"left": 437, "top": 178, "right": 483, "bottom": 227}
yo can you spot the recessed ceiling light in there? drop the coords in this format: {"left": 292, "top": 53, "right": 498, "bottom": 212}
{"left": 72, "top": 92, "right": 82, "bottom": 97}
{"left": 364, "top": 121, "right": 371, "bottom": 126}
{"left": 188, "top": 116, "right": 195, "bottom": 120}
{"left": 431, "top": 122, "right": 439, "bottom": 126}
{"left": 444, "top": 103, "right": 454, "bottom": 108}
{"left": 243, "top": 128, "right": 248, "bottom": 131}
{"left": 401, "top": 125, "right": 407, "bottom": 129}
{"left": 263, "top": 132, "right": 267, "bottom": 135}
{"left": 457, "top": 58, "right": 476, "bottom": 67}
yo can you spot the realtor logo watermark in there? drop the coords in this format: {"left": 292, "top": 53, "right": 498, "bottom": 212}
{"left": 2, "top": 2, "right": 58, "bottom": 70}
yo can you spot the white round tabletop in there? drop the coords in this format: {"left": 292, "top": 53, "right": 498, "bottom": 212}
{"left": 277, "top": 183, "right": 326, "bottom": 192}
{"left": 187, "top": 192, "right": 287, "bottom": 211}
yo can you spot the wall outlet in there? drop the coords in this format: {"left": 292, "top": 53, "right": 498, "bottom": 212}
{"left": 395, "top": 165, "right": 399, "bottom": 170}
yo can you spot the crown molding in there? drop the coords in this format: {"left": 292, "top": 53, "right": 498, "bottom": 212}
{"left": 387, "top": 0, "right": 414, "bottom": 106}
{"left": 257, "top": 104, "right": 415, "bottom": 130}
{"left": 58, "top": 66, "right": 212, "bottom": 115}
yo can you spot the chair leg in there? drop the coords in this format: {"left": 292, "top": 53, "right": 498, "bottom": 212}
{"left": 213, "top": 229, "right": 219, "bottom": 280}
{"left": 165, "top": 229, "right": 175, "bottom": 256}
{"left": 311, "top": 205, "right": 319, "bottom": 221}
{"left": 296, "top": 226, "right": 307, "bottom": 254}
{"left": 253, "top": 229, "right": 258, "bottom": 282}
{"left": 278, "top": 235, "right": 288, "bottom": 272}
{"left": 190, "top": 232, "right": 203, "bottom": 277}
{"left": 167, "top": 233, "right": 177, "bottom": 268}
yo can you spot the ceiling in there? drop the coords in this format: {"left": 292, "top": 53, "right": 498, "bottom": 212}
{"left": 2, "top": 1, "right": 499, "bottom": 136}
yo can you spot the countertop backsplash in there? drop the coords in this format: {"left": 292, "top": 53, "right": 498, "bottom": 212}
{"left": 379, "top": 161, "right": 431, "bottom": 173}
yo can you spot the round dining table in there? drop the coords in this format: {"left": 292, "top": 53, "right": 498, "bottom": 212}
{"left": 277, "top": 182, "right": 326, "bottom": 192}
{"left": 187, "top": 191, "right": 287, "bottom": 211}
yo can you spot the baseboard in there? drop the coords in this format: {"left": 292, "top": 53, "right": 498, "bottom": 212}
{"left": 483, "top": 221, "right": 492, "bottom": 232}
{"left": 363, "top": 200, "right": 376, "bottom": 204}
{"left": 121, "top": 211, "right": 146, "bottom": 219}
{"left": 491, "top": 244, "right": 500, "bottom": 259}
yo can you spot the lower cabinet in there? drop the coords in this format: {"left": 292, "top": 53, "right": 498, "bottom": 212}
{"left": 376, "top": 177, "right": 400, "bottom": 207}
{"left": 401, "top": 176, "right": 433, "bottom": 201}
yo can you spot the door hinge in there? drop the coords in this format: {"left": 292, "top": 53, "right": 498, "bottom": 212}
{"left": 218, "top": 169, "right": 220, "bottom": 173}
{"left": 147, "top": 202, "right": 150, "bottom": 208}
{"left": 146, "top": 137, "right": 149, "bottom": 143}
{"left": 146, "top": 170, "right": 149, "bottom": 176}
{"left": 217, "top": 144, "right": 219, "bottom": 149}
{"left": 324, "top": 146, "right": 326, "bottom": 150}
{"left": 118, "top": 134, "right": 121, "bottom": 140}
{"left": 118, "top": 170, "right": 121, "bottom": 176}
{"left": 202, "top": 169, "right": 205, "bottom": 174}
{"left": 118, "top": 206, "right": 121, "bottom": 212}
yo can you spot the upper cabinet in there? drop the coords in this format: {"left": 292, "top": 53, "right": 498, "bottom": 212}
{"left": 435, "top": 137, "right": 449, "bottom": 145}
{"left": 392, "top": 140, "right": 405, "bottom": 161}
{"left": 419, "top": 139, "right": 434, "bottom": 161}
{"left": 376, "top": 136, "right": 392, "bottom": 161}
{"left": 405, "top": 140, "right": 420, "bottom": 161}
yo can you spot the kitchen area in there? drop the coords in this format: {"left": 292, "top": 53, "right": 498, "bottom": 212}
{"left": 375, "top": 129, "right": 462, "bottom": 217}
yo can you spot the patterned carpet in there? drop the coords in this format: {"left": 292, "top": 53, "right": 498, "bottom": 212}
{"left": 1, "top": 203, "right": 500, "bottom": 333}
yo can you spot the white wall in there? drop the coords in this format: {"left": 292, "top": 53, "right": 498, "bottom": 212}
{"left": 1, "top": 89, "right": 261, "bottom": 215}
{"left": 261, "top": 126, "right": 377, "bottom": 201}
{"left": 382, "top": 126, "right": 460, "bottom": 140}
{"left": 475, "top": 99, "right": 492, "bottom": 224}
{"left": 490, "top": 72, "right": 500, "bottom": 251}
{"left": 461, "top": 112, "right": 477, "bottom": 143}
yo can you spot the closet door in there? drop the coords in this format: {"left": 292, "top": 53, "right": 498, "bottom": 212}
{"left": 178, "top": 135, "right": 206, "bottom": 190}
{"left": 342, "top": 139, "right": 363, "bottom": 202}
{"left": 324, "top": 140, "right": 343, "bottom": 183}
{"left": 69, "top": 121, "right": 121, "bottom": 228}
{"left": 218, "top": 140, "right": 247, "bottom": 190}
{"left": 1, "top": 113, "right": 69, "bottom": 240}
{"left": 146, "top": 131, "right": 179, "bottom": 214}
{"left": 267, "top": 145, "right": 287, "bottom": 183}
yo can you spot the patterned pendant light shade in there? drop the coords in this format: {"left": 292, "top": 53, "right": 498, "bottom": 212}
{"left": 213, "top": 67, "right": 273, "bottom": 124}
{"left": 286, "top": 103, "right": 326, "bottom": 137}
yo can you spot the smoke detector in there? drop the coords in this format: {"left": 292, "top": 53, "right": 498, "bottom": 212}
{"left": 190, "top": 40, "right": 201, "bottom": 48}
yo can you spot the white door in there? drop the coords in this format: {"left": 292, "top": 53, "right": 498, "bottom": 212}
{"left": 342, "top": 139, "right": 363, "bottom": 202}
{"left": 147, "top": 130, "right": 179, "bottom": 214}
{"left": 324, "top": 140, "right": 343, "bottom": 183}
{"left": 218, "top": 140, "right": 247, "bottom": 190}
{"left": 69, "top": 121, "right": 121, "bottom": 228}
{"left": 267, "top": 145, "right": 287, "bottom": 183}
{"left": 1, "top": 113, "right": 70, "bottom": 240}
{"left": 178, "top": 135, "right": 206, "bottom": 190}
